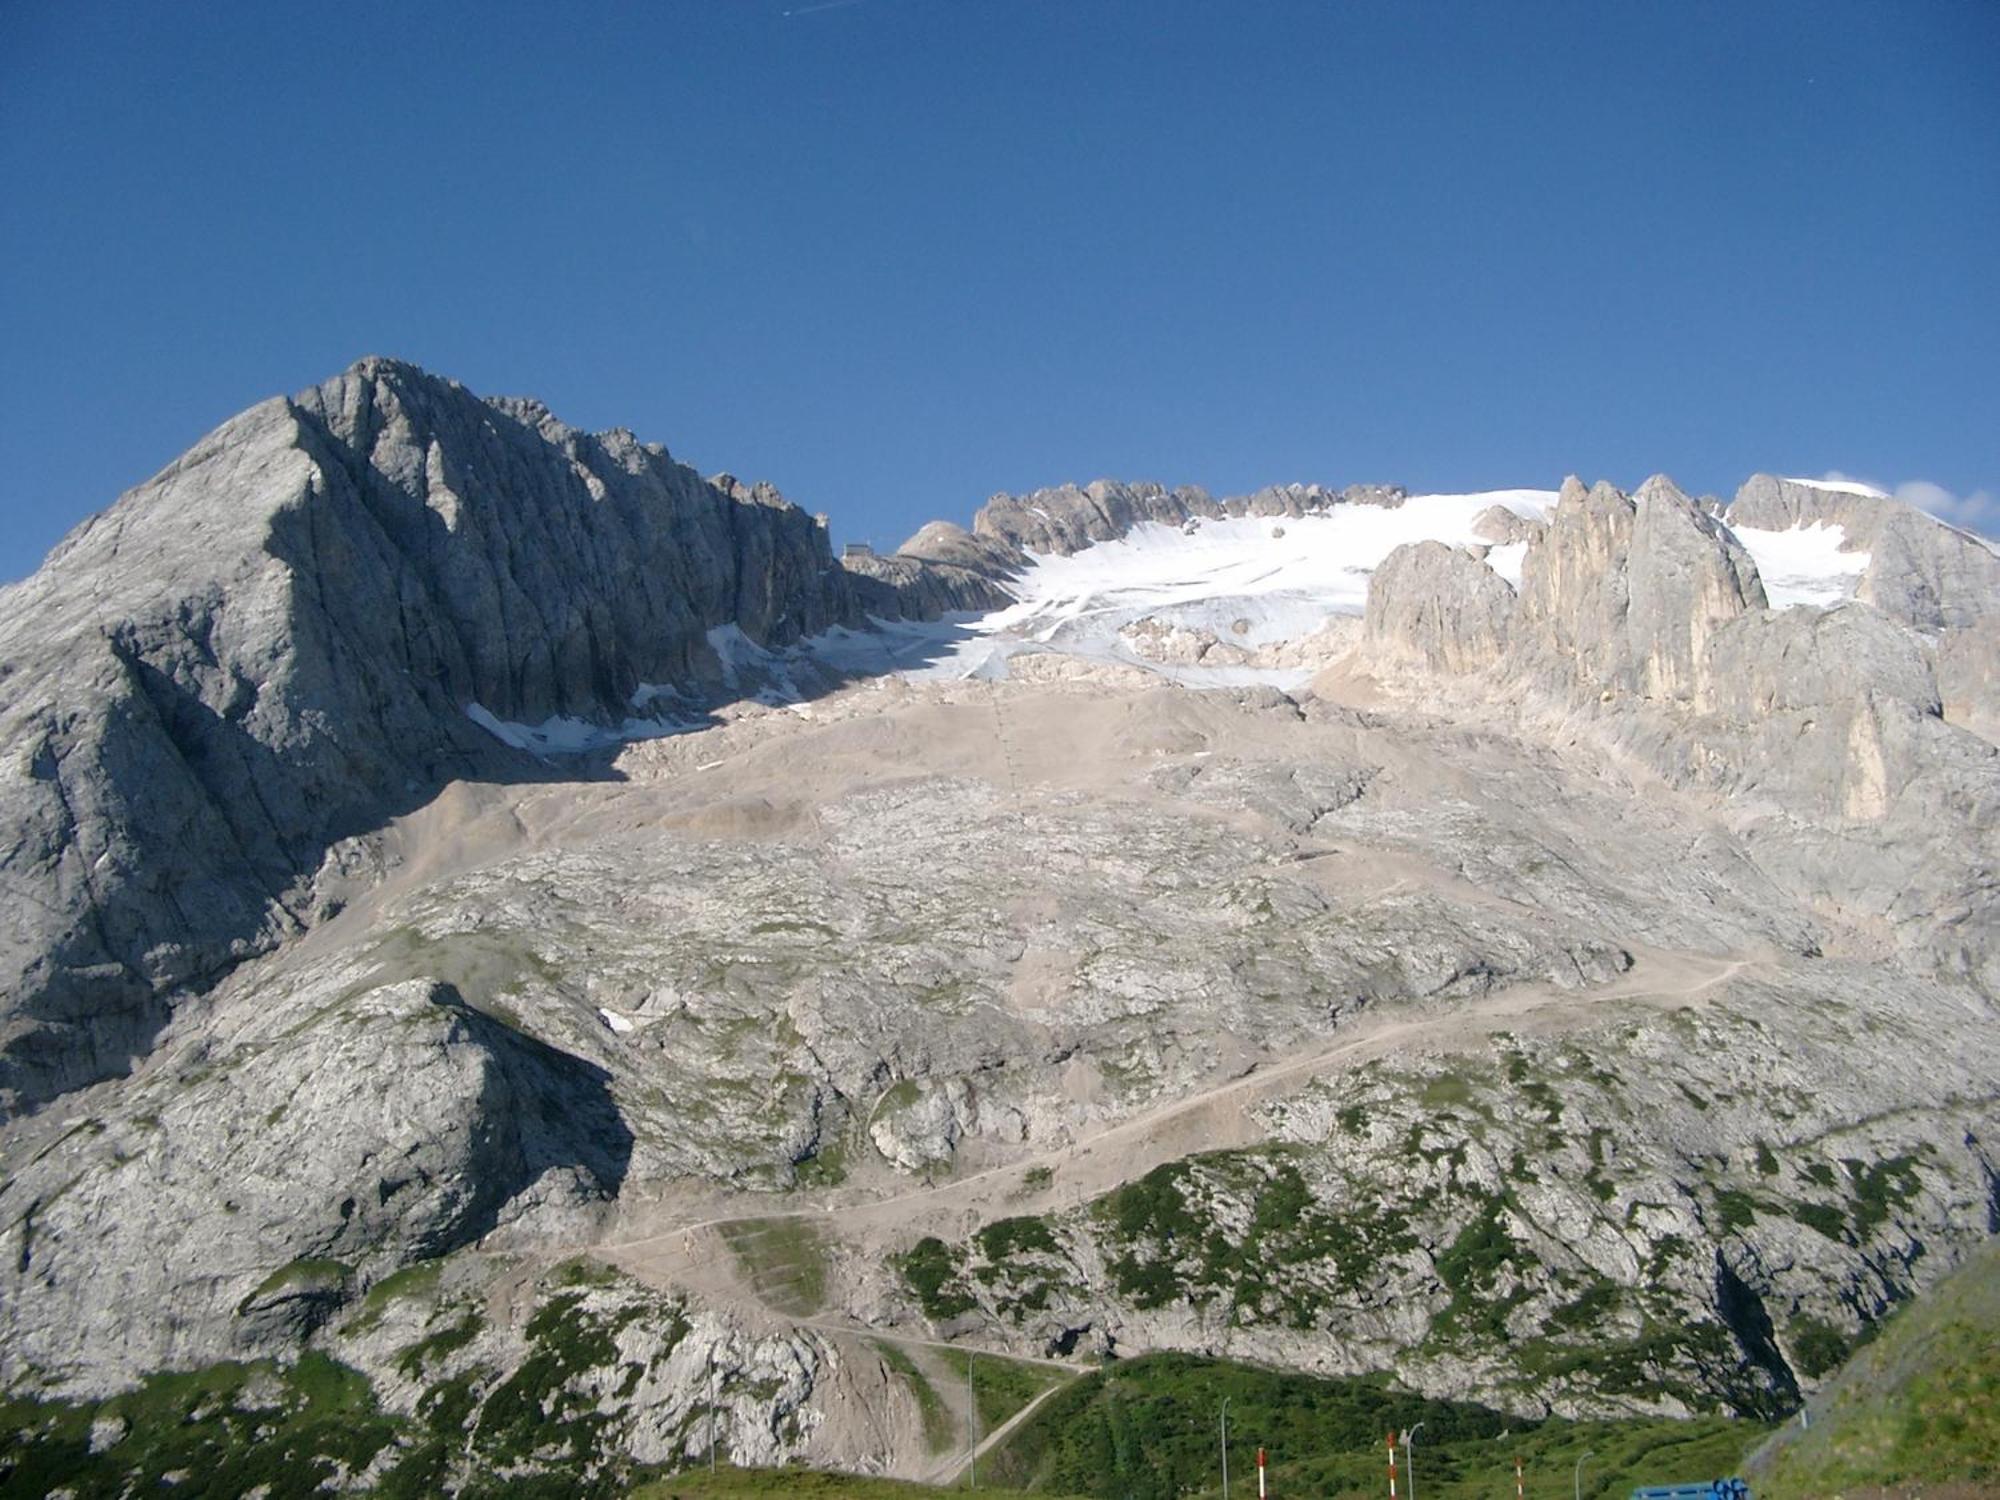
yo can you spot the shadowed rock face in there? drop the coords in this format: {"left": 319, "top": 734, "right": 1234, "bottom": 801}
{"left": 0, "top": 359, "right": 984, "bottom": 1114}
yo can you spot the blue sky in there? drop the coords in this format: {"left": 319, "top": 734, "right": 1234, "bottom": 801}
{"left": 1, "top": 0, "right": 1995, "bottom": 580}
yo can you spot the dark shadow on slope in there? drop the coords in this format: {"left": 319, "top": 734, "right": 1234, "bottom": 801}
{"left": 0, "top": 373, "right": 1006, "bottom": 1119}
{"left": 1715, "top": 1251, "right": 1802, "bottom": 1418}
{"left": 428, "top": 984, "right": 634, "bottom": 1251}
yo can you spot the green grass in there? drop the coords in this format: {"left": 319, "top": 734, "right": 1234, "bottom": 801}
{"left": 718, "top": 1217, "right": 829, "bottom": 1317}
{"left": 976, "top": 1215, "right": 1060, "bottom": 1261}
{"left": 1749, "top": 1235, "right": 2000, "bottom": 1498}
{"left": 972, "top": 1354, "right": 1067, "bottom": 1436}
{"left": 977, "top": 1351, "right": 1765, "bottom": 1500}
{"left": 236, "top": 1256, "right": 352, "bottom": 1313}
{"left": 1085, "top": 1149, "right": 1417, "bottom": 1326}
{"left": 872, "top": 1342, "right": 956, "bottom": 1455}
{"left": 896, "top": 1236, "right": 978, "bottom": 1320}
{"left": 0, "top": 1353, "right": 401, "bottom": 1499}
{"left": 345, "top": 1258, "right": 445, "bottom": 1332}
{"left": 630, "top": 1466, "right": 1067, "bottom": 1499}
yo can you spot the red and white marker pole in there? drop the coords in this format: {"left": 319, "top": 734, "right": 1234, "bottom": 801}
{"left": 1387, "top": 1434, "right": 1398, "bottom": 1499}
{"left": 1515, "top": 1453, "right": 1525, "bottom": 1500}
{"left": 1257, "top": 1447, "right": 1267, "bottom": 1499}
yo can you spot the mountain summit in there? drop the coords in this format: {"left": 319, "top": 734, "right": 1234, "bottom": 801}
{"left": 0, "top": 358, "right": 997, "bottom": 1109}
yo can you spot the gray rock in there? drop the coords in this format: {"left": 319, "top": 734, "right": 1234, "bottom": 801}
{"left": 1626, "top": 474, "right": 1766, "bottom": 703}
{"left": 0, "top": 978, "right": 626, "bottom": 1386}
{"left": 1471, "top": 504, "right": 1542, "bottom": 545}
{"left": 0, "top": 359, "right": 992, "bottom": 1114}
{"left": 964, "top": 478, "right": 1375, "bottom": 559}
{"left": 1363, "top": 541, "right": 1514, "bottom": 674}
{"left": 1728, "top": 474, "right": 2000, "bottom": 630}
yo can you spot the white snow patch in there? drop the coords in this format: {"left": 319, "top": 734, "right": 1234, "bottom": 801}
{"left": 1730, "top": 522, "right": 1870, "bottom": 609}
{"left": 598, "top": 1008, "right": 636, "bottom": 1034}
{"left": 875, "top": 490, "right": 1554, "bottom": 687}
{"left": 473, "top": 487, "right": 1568, "bottom": 748}
{"left": 1485, "top": 542, "right": 1530, "bottom": 588}
{"left": 464, "top": 702, "right": 693, "bottom": 755}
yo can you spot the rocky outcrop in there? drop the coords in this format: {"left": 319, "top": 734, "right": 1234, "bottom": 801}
{"left": 0, "top": 978, "right": 628, "bottom": 1386}
{"left": 1509, "top": 477, "right": 1640, "bottom": 695}
{"left": 1508, "top": 474, "right": 1764, "bottom": 705}
{"left": 838, "top": 548, "right": 1011, "bottom": 617}
{"left": 1938, "top": 622, "right": 2000, "bottom": 744}
{"left": 964, "top": 479, "right": 1401, "bottom": 559}
{"left": 0, "top": 359, "right": 995, "bottom": 1114}
{"left": 1728, "top": 474, "right": 2000, "bottom": 631}
{"left": 1363, "top": 541, "right": 1514, "bottom": 675}
{"left": 1471, "top": 503, "right": 1542, "bottom": 545}
{"left": 1353, "top": 472, "right": 1999, "bottom": 992}
{"left": 1626, "top": 475, "right": 1766, "bottom": 702}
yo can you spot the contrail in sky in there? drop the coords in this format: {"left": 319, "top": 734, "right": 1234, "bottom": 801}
{"left": 784, "top": 0, "right": 866, "bottom": 15}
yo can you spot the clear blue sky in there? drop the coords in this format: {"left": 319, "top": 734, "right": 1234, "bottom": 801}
{"left": 3, "top": 0, "right": 1996, "bottom": 579}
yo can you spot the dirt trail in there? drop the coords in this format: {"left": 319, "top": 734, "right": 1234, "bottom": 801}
{"left": 925, "top": 1373, "right": 1072, "bottom": 1487}
{"left": 566, "top": 948, "right": 1759, "bottom": 1481}
{"left": 595, "top": 947, "right": 1755, "bottom": 1293}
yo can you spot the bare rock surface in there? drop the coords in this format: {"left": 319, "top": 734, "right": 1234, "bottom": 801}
{"left": 1364, "top": 540, "right": 1515, "bottom": 674}
{"left": 0, "top": 359, "right": 981, "bottom": 1113}
{"left": 1, "top": 365, "right": 1997, "bottom": 1488}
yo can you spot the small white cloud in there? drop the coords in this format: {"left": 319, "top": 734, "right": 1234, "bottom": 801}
{"left": 1890, "top": 480, "right": 1999, "bottom": 538}
{"left": 1814, "top": 472, "right": 1998, "bottom": 538}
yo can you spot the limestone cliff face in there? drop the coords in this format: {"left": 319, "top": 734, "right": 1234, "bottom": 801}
{"left": 1356, "top": 472, "right": 1999, "bottom": 993}
{"left": 1729, "top": 473, "right": 2000, "bottom": 631}
{"left": 1626, "top": 475, "right": 1766, "bottom": 703}
{"left": 1507, "top": 475, "right": 1765, "bottom": 705}
{"left": 1511, "top": 477, "right": 1641, "bottom": 695}
{"left": 1362, "top": 540, "right": 1514, "bottom": 675}
{"left": 0, "top": 359, "right": 981, "bottom": 1114}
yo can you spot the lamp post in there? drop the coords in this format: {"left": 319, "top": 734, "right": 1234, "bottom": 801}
{"left": 1220, "top": 1396, "right": 1232, "bottom": 1500}
{"left": 1574, "top": 1449, "right": 1595, "bottom": 1500}
{"left": 1402, "top": 1422, "right": 1425, "bottom": 1500}
{"left": 966, "top": 1350, "right": 977, "bottom": 1490}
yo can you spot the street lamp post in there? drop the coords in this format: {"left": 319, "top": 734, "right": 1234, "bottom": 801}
{"left": 1574, "top": 1449, "right": 1596, "bottom": 1500}
{"left": 1402, "top": 1422, "right": 1425, "bottom": 1500}
{"left": 1220, "top": 1397, "right": 1232, "bottom": 1500}
{"left": 966, "top": 1351, "right": 977, "bottom": 1490}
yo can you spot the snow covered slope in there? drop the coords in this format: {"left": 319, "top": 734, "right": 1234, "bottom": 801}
{"left": 1727, "top": 521, "right": 1869, "bottom": 608}
{"left": 890, "top": 489, "right": 1557, "bottom": 687}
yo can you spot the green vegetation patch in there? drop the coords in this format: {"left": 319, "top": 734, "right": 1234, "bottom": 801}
{"left": 0, "top": 1353, "right": 399, "bottom": 1499}
{"left": 631, "top": 1467, "right": 1059, "bottom": 1500}
{"left": 895, "top": 1235, "right": 978, "bottom": 1321}
{"left": 236, "top": 1256, "right": 353, "bottom": 1314}
{"left": 980, "top": 1350, "right": 1765, "bottom": 1500}
{"left": 1089, "top": 1149, "right": 1418, "bottom": 1328}
{"left": 346, "top": 1258, "right": 444, "bottom": 1332}
{"left": 872, "top": 1341, "right": 955, "bottom": 1455}
{"left": 978, "top": 1214, "right": 1061, "bottom": 1262}
{"left": 717, "top": 1217, "right": 828, "bottom": 1317}
{"left": 1752, "top": 1236, "right": 2000, "bottom": 1499}
{"left": 973, "top": 1353, "right": 1067, "bottom": 1436}
{"left": 472, "top": 1286, "right": 676, "bottom": 1473}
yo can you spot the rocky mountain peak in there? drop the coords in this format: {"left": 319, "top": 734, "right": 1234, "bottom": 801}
{"left": 0, "top": 359, "right": 993, "bottom": 1113}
